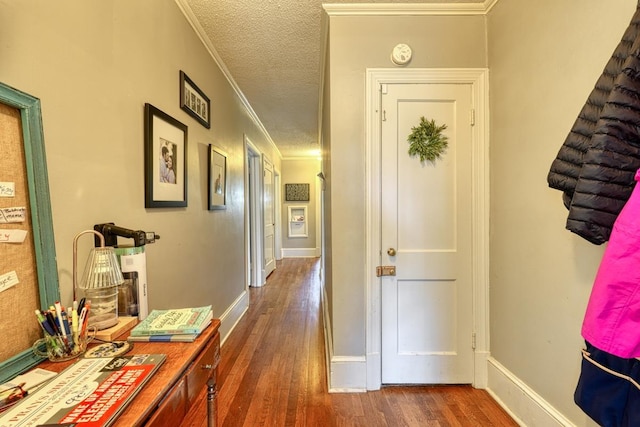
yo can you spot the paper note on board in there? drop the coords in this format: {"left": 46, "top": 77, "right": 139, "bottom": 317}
{"left": 0, "top": 182, "right": 15, "bottom": 197}
{"left": 0, "top": 229, "right": 28, "bottom": 243}
{"left": 0, "top": 207, "right": 26, "bottom": 223}
{"left": 0, "top": 271, "right": 19, "bottom": 293}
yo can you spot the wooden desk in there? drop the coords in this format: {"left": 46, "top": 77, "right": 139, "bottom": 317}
{"left": 38, "top": 318, "right": 220, "bottom": 427}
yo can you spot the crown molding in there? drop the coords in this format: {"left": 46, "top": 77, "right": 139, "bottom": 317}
{"left": 323, "top": 1, "right": 499, "bottom": 16}
{"left": 174, "top": 0, "right": 282, "bottom": 159}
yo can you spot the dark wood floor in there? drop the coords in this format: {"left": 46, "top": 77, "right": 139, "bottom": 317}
{"left": 185, "top": 258, "right": 518, "bottom": 426}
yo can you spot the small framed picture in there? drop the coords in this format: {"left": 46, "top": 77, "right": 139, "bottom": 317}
{"left": 285, "top": 183, "right": 310, "bottom": 202}
{"left": 144, "top": 103, "right": 188, "bottom": 208}
{"left": 208, "top": 145, "right": 227, "bottom": 210}
{"left": 180, "top": 70, "right": 211, "bottom": 129}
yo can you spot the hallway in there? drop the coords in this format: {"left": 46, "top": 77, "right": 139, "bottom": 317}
{"left": 190, "top": 258, "right": 517, "bottom": 426}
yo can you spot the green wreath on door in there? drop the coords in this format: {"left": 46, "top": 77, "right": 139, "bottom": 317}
{"left": 407, "top": 117, "right": 448, "bottom": 163}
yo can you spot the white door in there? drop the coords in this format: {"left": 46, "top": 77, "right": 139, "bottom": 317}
{"left": 263, "top": 156, "right": 276, "bottom": 278}
{"left": 381, "top": 82, "right": 473, "bottom": 384}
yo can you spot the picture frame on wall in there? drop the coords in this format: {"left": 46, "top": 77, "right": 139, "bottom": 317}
{"left": 285, "top": 183, "right": 310, "bottom": 202}
{"left": 208, "top": 145, "right": 227, "bottom": 210}
{"left": 180, "top": 70, "right": 211, "bottom": 129}
{"left": 144, "top": 103, "right": 188, "bottom": 208}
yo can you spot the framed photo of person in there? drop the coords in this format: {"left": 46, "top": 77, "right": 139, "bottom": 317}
{"left": 208, "top": 145, "right": 227, "bottom": 210}
{"left": 144, "top": 103, "right": 188, "bottom": 208}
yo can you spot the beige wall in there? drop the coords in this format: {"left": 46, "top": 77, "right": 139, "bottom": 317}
{"left": 487, "top": 0, "right": 636, "bottom": 423}
{"left": 325, "top": 13, "right": 487, "bottom": 357}
{"left": 281, "top": 158, "right": 321, "bottom": 253}
{"left": 0, "top": 0, "right": 280, "bottom": 329}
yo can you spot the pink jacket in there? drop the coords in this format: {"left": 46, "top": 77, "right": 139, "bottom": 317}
{"left": 582, "top": 169, "right": 640, "bottom": 358}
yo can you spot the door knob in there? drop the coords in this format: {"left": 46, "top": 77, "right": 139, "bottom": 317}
{"left": 387, "top": 248, "right": 396, "bottom": 256}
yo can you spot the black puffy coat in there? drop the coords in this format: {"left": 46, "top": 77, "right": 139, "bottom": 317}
{"left": 548, "top": 5, "right": 640, "bottom": 244}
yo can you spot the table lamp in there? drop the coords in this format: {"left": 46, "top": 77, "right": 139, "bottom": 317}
{"left": 73, "top": 229, "right": 124, "bottom": 330}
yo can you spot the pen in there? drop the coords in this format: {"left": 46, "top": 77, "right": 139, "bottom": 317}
{"left": 61, "top": 308, "right": 74, "bottom": 349}
{"left": 45, "top": 311, "right": 60, "bottom": 336}
{"left": 35, "top": 310, "right": 55, "bottom": 336}
{"left": 34, "top": 310, "right": 64, "bottom": 357}
{"left": 44, "top": 311, "right": 64, "bottom": 354}
{"left": 55, "top": 302, "right": 71, "bottom": 352}
{"left": 80, "top": 300, "right": 91, "bottom": 336}
{"left": 54, "top": 302, "right": 65, "bottom": 337}
{"left": 71, "top": 308, "right": 79, "bottom": 352}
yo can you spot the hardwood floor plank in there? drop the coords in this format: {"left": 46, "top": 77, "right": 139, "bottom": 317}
{"left": 185, "top": 258, "right": 518, "bottom": 426}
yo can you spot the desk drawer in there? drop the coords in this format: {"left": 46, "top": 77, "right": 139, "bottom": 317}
{"left": 145, "top": 377, "right": 188, "bottom": 427}
{"left": 185, "top": 331, "right": 220, "bottom": 405}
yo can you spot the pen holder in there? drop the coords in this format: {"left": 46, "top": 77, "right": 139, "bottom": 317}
{"left": 32, "top": 326, "right": 95, "bottom": 362}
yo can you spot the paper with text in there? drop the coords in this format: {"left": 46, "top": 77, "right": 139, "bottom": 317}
{"left": 0, "top": 270, "right": 19, "bottom": 293}
{"left": 0, "top": 229, "right": 28, "bottom": 243}
{"left": 0, "top": 207, "right": 26, "bottom": 223}
{"left": 0, "top": 182, "right": 15, "bottom": 197}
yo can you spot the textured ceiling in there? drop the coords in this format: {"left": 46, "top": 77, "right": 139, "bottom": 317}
{"left": 183, "top": 1, "right": 486, "bottom": 158}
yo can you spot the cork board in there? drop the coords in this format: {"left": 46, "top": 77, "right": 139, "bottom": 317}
{"left": 0, "top": 102, "right": 41, "bottom": 362}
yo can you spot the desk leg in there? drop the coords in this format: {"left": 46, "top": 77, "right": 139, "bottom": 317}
{"left": 207, "top": 379, "right": 217, "bottom": 427}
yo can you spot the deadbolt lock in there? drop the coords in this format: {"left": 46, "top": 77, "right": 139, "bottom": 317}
{"left": 376, "top": 266, "right": 396, "bottom": 277}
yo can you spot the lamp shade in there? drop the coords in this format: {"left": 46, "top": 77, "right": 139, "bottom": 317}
{"left": 78, "top": 246, "right": 124, "bottom": 290}
{"left": 73, "top": 229, "right": 124, "bottom": 330}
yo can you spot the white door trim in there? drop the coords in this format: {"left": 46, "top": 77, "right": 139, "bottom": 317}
{"left": 365, "top": 68, "right": 490, "bottom": 390}
{"left": 245, "top": 135, "right": 265, "bottom": 287}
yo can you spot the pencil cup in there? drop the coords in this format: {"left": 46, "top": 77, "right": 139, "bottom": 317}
{"left": 32, "top": 326, "right": 95, "bottom": 362}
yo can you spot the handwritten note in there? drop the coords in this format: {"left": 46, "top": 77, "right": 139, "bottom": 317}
{"left": 0, "top": 182, "right": 15, "bottom": 197}
{"left": 0, "top": 229, "right": 27, "bottom": 243}
{"left": 0, "top": 271, "right": 19, "bottom": 293}
{"left": 0, "top": 207, "right": 26, "bottom": 223}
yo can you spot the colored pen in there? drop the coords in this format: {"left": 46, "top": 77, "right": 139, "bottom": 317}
{"left": 54, "top": 302, "right": 64, "bottom": 335}
{"left": 35, "top": 310, "right": 55, "bottom": 336}
{"left": 71, "top": 308, "right": 79, "bottom": 352}
{"left": 44, "top": 310, "right": 64, "bottom": 348}
{"left": 49, "top": 302, "right": 69, "bottom": 351}
{"left": 61, "top": 308, "right": 74, "bottom": 348}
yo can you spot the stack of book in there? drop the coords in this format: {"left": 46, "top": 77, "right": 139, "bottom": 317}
{"left": 127, "top": 305, "right": 213, "bottom": 342}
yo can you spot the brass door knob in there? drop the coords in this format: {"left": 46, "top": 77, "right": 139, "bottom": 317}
{"left": 387, "top": 248, "right": 396, "bottom": 256}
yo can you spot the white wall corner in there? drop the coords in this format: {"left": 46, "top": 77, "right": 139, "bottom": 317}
{"left": 218, "top": 290, "right": 249, "bottom": 347}
{"left": 486, "top": 357, "right": 575, "bottom": 427}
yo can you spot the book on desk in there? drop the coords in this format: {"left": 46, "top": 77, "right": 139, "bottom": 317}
{"left": 0, "top": 354, "right": 165, "bottom": 427}
{"left": 127, "top": 305, "right": 212, "bottom": 343}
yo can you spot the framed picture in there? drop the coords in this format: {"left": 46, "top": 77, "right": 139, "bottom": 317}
{"left": 180, "top": 70, "right": 211, "bottom": 129}
{"left": 285, "top": 183, "right": 310, "bottom": 202}
{"left": 144, "top": 103, "right": 188, "bottom": 208}
{"left": 208, "top": 145, "right": 227, "bottom": 210}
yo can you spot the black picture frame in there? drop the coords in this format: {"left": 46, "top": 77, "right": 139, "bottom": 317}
{"left": 208, "top": 145, "right": 227, "bottom": 210}
{"left": 285, "top": 183, "right": 310, "bottom": 202}
{"left": 180, "top": 70, "right": 211, "bottom": 129}
{"left": 144, "top": 103, "right": 188, "bottom": 208}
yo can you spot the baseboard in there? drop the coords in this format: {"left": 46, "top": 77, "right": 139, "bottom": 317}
{"left": 487, "top": 357, "right": 575, "bottom": 427}
{"left": 281, "top": 247, "right": 320, "bottom": 258}
{"left": 218, "top": 289, "right": 249, "bottom": 346}
{"left": 474, "top": 349, "right": 490, "bottom": 388}
{"left": 321, "top": 285, "right": 333, "bottom": 392}
{"left": 329, "top": 356, "right": 368, "bottom": 393}
{"left": 320, "top": 278, "right": 367, "bottom": 392}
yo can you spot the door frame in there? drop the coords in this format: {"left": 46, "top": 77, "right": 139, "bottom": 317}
{"left": 245, "top": 134, "right": 265, "bottom": 287}
{"left": 365, "top": 68, "right": 490, "bottom": 390}
{"left": 262, "top": 154, "right": 276, "bottom": 278}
